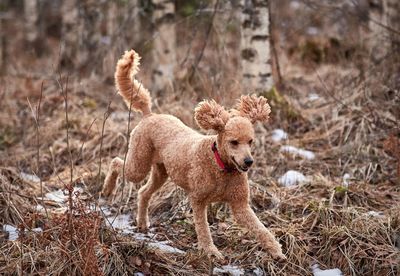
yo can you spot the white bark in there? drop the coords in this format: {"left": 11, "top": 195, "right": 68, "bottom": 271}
{"left": 61, "top": 0, "right": 80, "bottom": 67}
{"left": 384, "top": 0, "right": 400, "bottom": 53}
{"left": 368, "top": 0, "right": 388, "bottom": 61}
{"left": 0, "top": 17, "right": 4, "bottom": 74}
{"left": 102, "top": 1, "right": 119, "bottom": 78}
{"left": 239, "top": 0, "right": 273, "bottom": 93}
{"left": 24, "top": 0, "right": 39, "bottom": 43}
{"left": 102, "top": 0, "right": 141, "bottom": 78}
{"left": 152, "top": 0, "right": 176, "bottom": 93}
{"left": 368, "top": 0, "right": 400, "bottom": 62}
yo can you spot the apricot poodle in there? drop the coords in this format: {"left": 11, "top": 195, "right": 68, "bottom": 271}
{"left": 101, "top": 50, "right": 285, "bottom": 260}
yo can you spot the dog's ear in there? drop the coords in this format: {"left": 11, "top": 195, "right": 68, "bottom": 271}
{"left": 194, "top": 100, "right": 230, "bottom": 131}
{"left": 236, "top": 94, "right": 271, "bottom": 123}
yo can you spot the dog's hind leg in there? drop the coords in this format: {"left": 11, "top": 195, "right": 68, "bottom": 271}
{"left": 102, "top": 157, "right": 124, "bottom": 197}
{"left": 101, "top": 128, "right": 153, "bottom": 197}
{"left": 136, "top": 163, "right": 168, "bottom": 231}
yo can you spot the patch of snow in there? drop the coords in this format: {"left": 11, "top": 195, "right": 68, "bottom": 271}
{"left": 312, "top": 264, "right": 343, "bottom": 276}
{"left": 2, "top": 225, "right": 42, "bottom": 241}
{"left": 32, "top": 227, "right": 42, "bottom": 233}
{"left": 3, "top": 225, "right": 18, "bottom": 241}
{"left": 44, "top": 187, "right": 83, "bottom": 203}
{"left": 132, "top": 232, "right": 150, "bottom": 241}
{"left": 105, "top": 213, "right": 184, "bottom": 254}
{"left": 308, "top": 93, "right": 320, "bottom": 101}
{"left": 280, "top": 145, "right": 315, "bottom": 160}
{"left": 214, "top": 265, "right": 244, "bottom": 276}
{"left": 100, "top": 36, "right": 111, "bottom": 45}
{"left": 253, "top": 267, "right": 264, "bottom": 276}
{"left": 307, "top": 26, "right": 319, "bottom": 36}
{"left": 367, "top": 211, "right": 385, "bottom": 218}
{"left": 134, "top": 273, "right": 144, "bottom": 276}
{"left": 147, "top": 240, "right": 185, "bottom": 254}
{"left": 110, "top": 111, "right": 132, "bottom": 121}
{"left": 342, "top": 173, "right": 351, "bottom": 187}
{"left": 278, "top": 170, "right": 307, "bottom": 187}
{"left": 20, "top": 172, "right": 40, "bottom": 183}
{"left": 271, "top": 129, "right": 288, "bottom": 142}
{"left": 130, "top": 232, "right": 184, "bottom": 254}
{"left": 35, "top": 204, "right": 45, "bottom": 212}
{"left": 110, "top": 214, "right": 134, "bottom": 231}
{"left": 89, "top": 203, "right": 112, "bottom": 216}
{"left": 290, "top": 1, "right": 301, "bottom": 10}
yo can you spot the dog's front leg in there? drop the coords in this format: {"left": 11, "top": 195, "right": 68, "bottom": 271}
{"left": 191, "top": 200, "right": 223, "bottom": 259}
{"left": 230, "top": 201, "right": 286, "bottom": 260}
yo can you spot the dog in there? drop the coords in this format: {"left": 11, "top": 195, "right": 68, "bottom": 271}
{"left": 101, "top": 50, "right": 285, "bottom": 260}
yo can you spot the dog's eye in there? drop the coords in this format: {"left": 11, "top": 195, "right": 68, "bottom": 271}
{"left": 249, "top": 139, "right": 253, "bottom": 145}
{"left": 230, "top": 140, "right": 239, "bottom": 146}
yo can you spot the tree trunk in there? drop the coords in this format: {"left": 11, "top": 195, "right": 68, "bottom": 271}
{"left": 60, "top": 0, "right": 80, "bottom": 68}
{"left": 151, "top": 0, "right": 176, "bottom": 94}
{"left": 102, "top": 1, "right": 119, "bottom": 79}
{"left": 368, "top": 0, "right": 400, "bottom": 64}
{"left": 384, "top": 0, "right": 400, "bottom": 63}
{"left": 239, "top": 0, "right": 273, "bottom": 93}
{"left": 102, "top": 0, "right": 142, "bottom": 80}
{"left": 0, "top": 16, "right": 4, "bottom": 74}
{"left": 24, "top": 0, "right": 38, "bottom": 43}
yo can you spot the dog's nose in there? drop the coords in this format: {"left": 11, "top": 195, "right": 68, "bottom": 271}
{"left": 244, "top": 158, "right": 253, "bottom": 167}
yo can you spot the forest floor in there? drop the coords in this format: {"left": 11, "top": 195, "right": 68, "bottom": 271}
{"left": 1, "top": 2, "right": 400, "bottom": 276}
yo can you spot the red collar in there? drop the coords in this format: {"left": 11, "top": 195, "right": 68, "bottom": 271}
{"left": 211, "top": 142, "right": 237, "bottom": 173}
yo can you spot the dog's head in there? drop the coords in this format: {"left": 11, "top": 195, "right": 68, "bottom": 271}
{"left": 194, "top": 94, "right": 271, "bottom": 172}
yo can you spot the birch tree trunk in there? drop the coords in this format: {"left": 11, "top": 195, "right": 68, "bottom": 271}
{"left": 151, "top": 0, "right": 176, "bottom": 94}
{"left": 384, "top": 0, "right": 400, "bottom": 60}
{"left": 368, "top": 0, "right": 388, "bottom": 62}
{"left": 0, "top": 16, "right": 4, "bottom": 74}
{"left": 239, "top": 0, "right": 273, "bottom": 93}
{"left": 102, "top": 0, "right": 141, "bottom": 79}
{"left": 61, "top": 0, "right": 80, "bottom": 68}
{"left": 102, "top": 1, "right": 119, "bottom": 79}
{"left": 24, "top": 0, "right": 39, "bottom": 45}
{"left": 368, "top": 0, "right": 400, "bottom": 65}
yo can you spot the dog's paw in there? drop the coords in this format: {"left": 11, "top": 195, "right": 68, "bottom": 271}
{"left": 100, "top": 189, "right": 112, "bottom": 198}
{"left": 270, "top": 250, "right": 287, "bottom": 262}
{"left": 136, "top": 218, "right": 150, "bottom": 232}
{"left": 200, "top": 245, "right": 224, "bottom": 260}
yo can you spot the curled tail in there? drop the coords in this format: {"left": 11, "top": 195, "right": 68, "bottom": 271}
{"left": 115, "top": 50, "right": 152, "bottom": 115}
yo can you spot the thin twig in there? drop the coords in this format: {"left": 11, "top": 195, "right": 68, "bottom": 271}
{"left": 31, "top": 81, "right": 49, "bottom": 219}
{"left": 121, "top": 82, "right": 141, "bottom": 202}
{"left": 96, "top": 98, "right": 113, "bottom": 192}
{"left": 77, "top": 118, "right": 97, "bottom": 163}
{"left": 189, "top": 0, "right": 220, "bottom": 80}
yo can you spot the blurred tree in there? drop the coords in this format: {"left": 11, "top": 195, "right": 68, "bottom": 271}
{"left": 102, "top": 0, "right": 142, "bottom": 80}
{"left": 239, "top": 0, "right": 273, "bottom": 93}
{"left": 60, "top": 0, "right": 80, "bottom": 69}
{"left": 61, "top": 0, "right": 105, "bottom": 73}
{"left": 384, "top": 0, "right": 400, "bottom": 65}
{"left": 0, "top": 14, "right": 4, "bottom": 74}
{"left": 151, "top": 0, "right": 176, "bottom": 94}
{"left": 24, "top": 0, "right": 45, "bottom": 55}
{"left": 102, "top": 1, "right": 118, "bottom": 79}
{"left": 24, "top": 0, "right": 38, "bottom": 43}
{"left": 368, "top": 0, "right": 400, "bottom": 65}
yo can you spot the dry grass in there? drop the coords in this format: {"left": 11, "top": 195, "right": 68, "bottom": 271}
{"left": 0, "top": 0, "right": 399, "bottom": 275}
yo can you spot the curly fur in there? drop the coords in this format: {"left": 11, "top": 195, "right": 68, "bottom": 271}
{"left": 115, "top": 50, "right": 152, "bottom": 115}
{"left": 194, "top": 100, "right": 230, "bottom": 131}
{"left": 236, "top": 94, "right": 271, "bottom": 123}
{"left": 102, "top": 50, "right": 285, "bottom": 261}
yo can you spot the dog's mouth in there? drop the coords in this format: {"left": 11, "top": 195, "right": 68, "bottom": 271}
{"left": 231, "top": 157, "right": 249, "bottom": 172}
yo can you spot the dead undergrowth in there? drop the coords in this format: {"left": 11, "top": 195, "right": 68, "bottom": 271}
{"left": 1, "top": 1, "right": 400, "bottom": 275}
